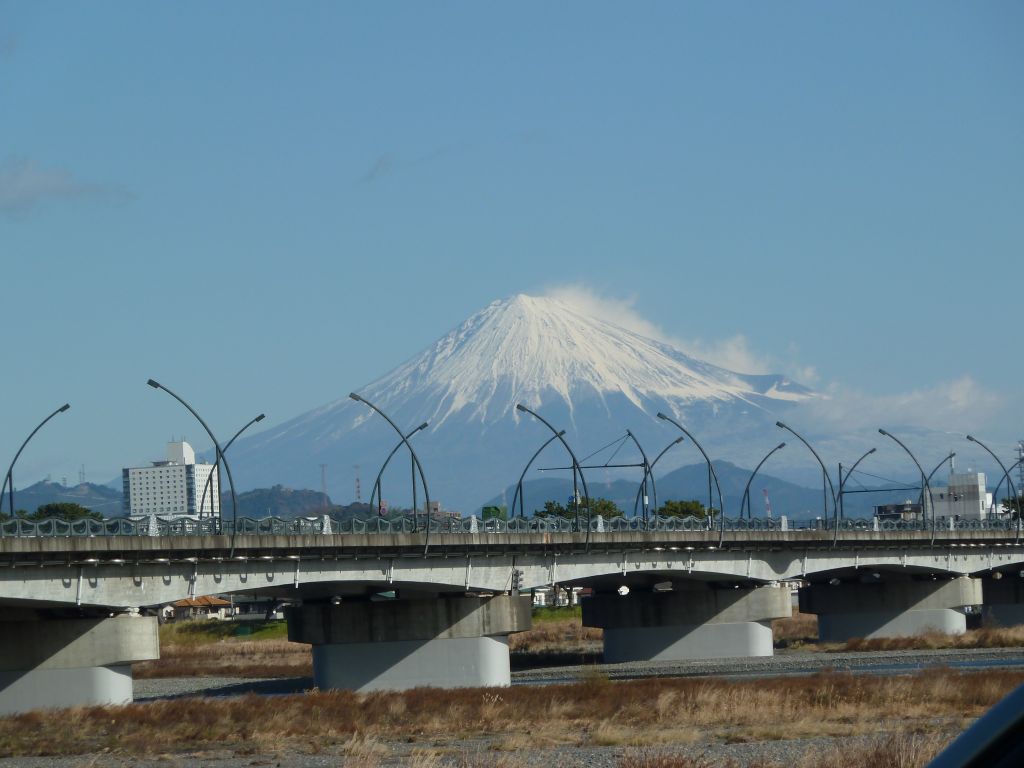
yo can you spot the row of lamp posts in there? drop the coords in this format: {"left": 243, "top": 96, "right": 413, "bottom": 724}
{"left": 1, "top": 387, "right": 1020, "bottom": 544}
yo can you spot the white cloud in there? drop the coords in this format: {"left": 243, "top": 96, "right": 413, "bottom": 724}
{"left": 542, "top": 283, "right": 810, "bottom": 380}
{"left": 0, "top": 158, "right": 131, "bottom": 215}
{"left": 805, "top": 376, "right": 1006, "bottom": 436}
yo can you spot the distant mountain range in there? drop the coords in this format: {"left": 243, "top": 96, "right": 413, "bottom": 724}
{"left": 487, "top": 460, "right": 919, "bottom": 520}
{"left": 8, "top": 481, "right": 123, "bottom": 516}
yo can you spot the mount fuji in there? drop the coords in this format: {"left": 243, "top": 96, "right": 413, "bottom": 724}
{"left": 227, "top": 294, "right": 833, "bottom": 514}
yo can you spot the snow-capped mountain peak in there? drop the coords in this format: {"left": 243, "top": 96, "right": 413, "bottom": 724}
{"left": 362, "top": 293, "right": 813, "bottom": 427}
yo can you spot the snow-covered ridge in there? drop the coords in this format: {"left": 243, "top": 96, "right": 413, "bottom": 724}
{"left": 361, "top": 294, "right": 814, "bottom": 426}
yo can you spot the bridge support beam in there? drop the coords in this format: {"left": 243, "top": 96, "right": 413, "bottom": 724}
{"left": 582, "top": 583, "right": 791, "bottom": 662}
{"left": 0, "top": 615, "right": 159, "bottom": 714}
{"left": 800, "top": 576, "right": 982, "bottom": 642}
{"left": 287, "top": 594, "right": 531, "bottom": 692}
{"left": 982, "top": 575, "right": 1024, "bottom": 627}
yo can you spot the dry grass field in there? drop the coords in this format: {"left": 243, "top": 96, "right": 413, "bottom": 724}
{"left": 0, "top": 668, "right": 1017, "bottom": 764}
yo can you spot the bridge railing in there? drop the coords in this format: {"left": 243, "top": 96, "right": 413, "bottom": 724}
{"left": 0, "top": 512, "right": 1018, "bottom": 538}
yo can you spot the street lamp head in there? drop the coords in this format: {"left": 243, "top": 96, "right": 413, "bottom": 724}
{"left": 878, "top": 428, "right": 889, "bottom": 437}
{"left": 557, "top": 429, "right": 567, "bottom": 437}
{"left": 966, "top": 435, "right": 977, "bottom": 443}
{"left": 349, "top": 393, "right": 362, "bottom": 403}
{"left": 147, "top": 379, "right": 161, "bottom": 389}
{"left": 255, "top": 414, "right": 266, "bottom": 422}
{"left": 775, "top": 421, "right": 786, "bottom": 429}
{"left": 515, "top": 403, "right": 528, "bottom": 413}
{"left": 674, "top": 436, "right": 684, "bottom": 444}
{"left": 776, "top": 442, "right": 786, "bottom": 450}
{"left": 656, "top": 412, "right": 668, "bottom": 420}
{"left": 867, "top": 448, "right": 877, "bottom": 455}
{"left": 417, "top": 422, "right": 429, "bottom": 432}
{"left": 58, "top": 403, "right": 70, "bottom": 413}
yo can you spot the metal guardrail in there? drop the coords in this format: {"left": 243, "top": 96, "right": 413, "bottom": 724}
{"left": 0, "top": 513, "right": 1019, "bottom": 538}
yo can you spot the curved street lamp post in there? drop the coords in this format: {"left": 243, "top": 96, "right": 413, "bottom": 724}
{"left": 634, "top": 436, "right": 684, "bottom": 520}
{"left": 350, "top": 394, "right": 432, "bottom": 551}
{"left": 656, "top": 413, "right": 725, "bottom": 541}
{"left": 776, "top": 421, "right": 837, "bottom": 527}
{"left": 147, "top": 380, "right": 238, "bottom": 533}
{"left": 370, "top": 422, "right": 429, "bottom": 514}
{"left": 740, "top": 443, "right": 786, "bottom": 519}
{"left": 837, "top": 448, "right": 877, "bottom": 522}
{"left": 878, "top": 428, "right": 936, "bottom": 541}
{"left": 966, "top": 435, "right": 1020, "bottom": 539}
{"left": 515, "top": 404, "right": 591, "bottom": 542}
{"left": 990, "top": 455, "right": 1024, "bottom": 519}
{"left": 1, "top": 403, "right": 71, "bottom": 524}
{"left": 510, "top": 430, "right": 566, "bottom": 520}
{"left": 624, "top": 430, "right": 656, "bottom": 522}
{"left": 198, "top": 413, "right": 265, "bottom": 520}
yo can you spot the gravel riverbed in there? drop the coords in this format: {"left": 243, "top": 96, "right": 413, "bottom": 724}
{"left": 131, "top": 645, "right": 1024, "bottom": 700}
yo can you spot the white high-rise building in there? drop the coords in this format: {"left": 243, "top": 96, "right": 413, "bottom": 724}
{"left": 122, "top": 441, "right": 219, "bottom": 518}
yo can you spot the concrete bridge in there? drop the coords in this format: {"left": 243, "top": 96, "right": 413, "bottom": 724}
{"left": 2, "top": 516, "right": 1024, "bottom": 713}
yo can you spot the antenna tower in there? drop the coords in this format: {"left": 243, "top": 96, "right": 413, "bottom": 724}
{"left": 78, "top": 465, "right": 85, "bottom": 485}
{"left": 320, "top": 464, "right": 328, "bottom": 510}
{"left": 1017, "top": 441, "right": 1024, "bottom": 499}
{"left": 353, "top": 465, "right": 362, "bottom": 503}
{"left": 762, "top": 488, "right": 773, "bottom": 518}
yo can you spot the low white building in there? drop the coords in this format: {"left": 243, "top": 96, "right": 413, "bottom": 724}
{"left": 122, "top": 441, "right": 219, "bottom": 518}
{"left": 929, "top": 472, "right": 993, "bottom": 521}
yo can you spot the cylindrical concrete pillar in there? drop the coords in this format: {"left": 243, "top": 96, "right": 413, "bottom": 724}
{"left": 0, "top": 615, "right": 159, "bottom": 714}
{"left": 582, "top": 583, "right": 791, "bottom": 662}
{"left": 288, "top": 594, "right": 532, "bottom": 692}
{"left": 799, "top": 575, "right": 982, "bottom": 642}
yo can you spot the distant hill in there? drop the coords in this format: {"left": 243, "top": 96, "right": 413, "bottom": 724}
{"left": 9, "top": 481, "right": 123, "bottom": 516}
{"left": 223, "top": 485, "right": 331, "bottom": 519}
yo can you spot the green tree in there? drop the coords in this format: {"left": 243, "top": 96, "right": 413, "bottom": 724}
{"left": 656, "top": 499, "right": 711, "bottom": 518}
{"left": 481, "top": 505, "right": 508, "bottom": 521}
{"left": 584, "top": 497, "right": 622, "bottom": 517}
{"left": 534, "top": 500, "right": 568, "bottom": 518}
{"left": 28, "top": 502, "right": 102, "bottom": 522}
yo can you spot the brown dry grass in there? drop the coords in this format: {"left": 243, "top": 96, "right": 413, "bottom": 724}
{"left": 771, "top": 610, "right": 818, "bottom": 646}
{"left": 135, "top": 638, "right": 312, "bottom": 679}
{"left": 508, "top": 617, "right": 603, "bottom": 653}
{"left": 0, "top": 668, "right": 1016, "bottom": 759}
{"left": 842, "top": 624, "right": 1024, "bottom": 652}
{"left": 618, "top": 731, "right": 948, "bottom": 768}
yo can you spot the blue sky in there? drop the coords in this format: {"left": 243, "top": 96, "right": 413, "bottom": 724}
{"left": 1, "top": 2, "right": 1021, "bottom": 487}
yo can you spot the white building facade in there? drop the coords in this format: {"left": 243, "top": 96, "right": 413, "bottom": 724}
{"left": 930, "top": 472, "right": 993, "bottom": 521}
{"left": 122, "top": 441, "right": 219, "bottom": 518}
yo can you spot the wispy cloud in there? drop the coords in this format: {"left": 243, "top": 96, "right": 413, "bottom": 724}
{"left": 358, "top": 143, "right": 470, "bottom": 184}
{"left": 544, "top": 283, "right": 808, "bottom": 380}
{"left": 806, "top": 376, "right": 1006, "bottom": 436}
{"left": 0, "top": 157, "right": 133, "bottom": 216}
{"left": 542, "top": 284, "right": 1008, "bottom": 437}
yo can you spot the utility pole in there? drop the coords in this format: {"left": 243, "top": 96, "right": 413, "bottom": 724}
{"left": 320, "top": 464, "right": 328, "bottom": 510}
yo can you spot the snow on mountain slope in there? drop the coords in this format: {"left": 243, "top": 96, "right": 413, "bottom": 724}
{"left": 356, "top": 294, "right": 813, "bottom": 425}
{"left": 227, "top": 294, "right": 816, "bottom": 512}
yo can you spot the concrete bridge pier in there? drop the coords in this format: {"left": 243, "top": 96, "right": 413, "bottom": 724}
{"left": 800, "top": 575, "right": 982, "bottom": 642}
{"left": 287, "top": 594, "right": 532, "bottom": 692}
{"left": 0, "top": 613, "right": 159, "bottom": 715}
{"left": 582, "top": 582, "right": 792, "bottom": 662}
{"left": 982, "top": 575, "right": 1024, "bottom": 627}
